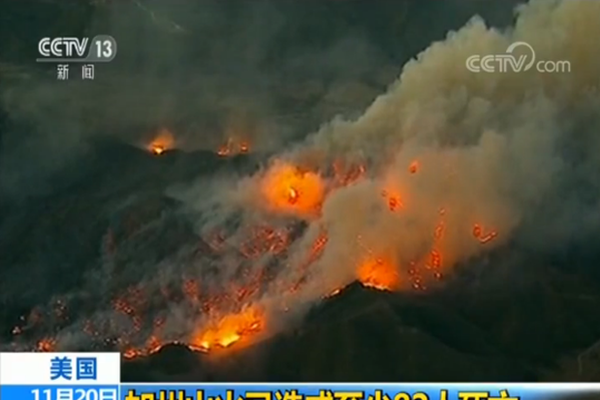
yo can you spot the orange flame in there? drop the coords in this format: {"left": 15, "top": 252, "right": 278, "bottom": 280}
{"left": 261, "top": 161, "right": 325, "bottom": 216}
{"left": 36, "top": 338, "right": 56, "bottom": 352}
{"left": 190, "top": 306, "right": 264, "bottom": 351}
{"left": 357, "top": 256, "right": 400, "bottom": 291}
{"left": 148, "top": 128, "right": 175, "bottom": 155}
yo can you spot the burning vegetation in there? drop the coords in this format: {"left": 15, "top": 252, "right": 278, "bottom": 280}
{"left": 190, "top": 306, "right": 265, "bottom": 352}
{"left": 10, "top": 152, "right": 501, "bottom": 358}
{"left": 147, "top": 128, "right": 175, "bottom": 155}
{"left": 356, "top": 256, "right": 400, "bottom": 291}
{"left": 260, "top": 161, "right": 325, "bottom": 217}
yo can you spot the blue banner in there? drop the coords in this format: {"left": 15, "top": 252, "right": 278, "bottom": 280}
{"left": 0, "top": 352, "right": 121, "bottom": 385}
{"left": 119, "top": 384, "right": 600, "bottom": 400}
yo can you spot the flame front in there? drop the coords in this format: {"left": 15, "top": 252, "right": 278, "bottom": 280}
{"left": 190, "top": 306, "right": 265, "bottom": 351}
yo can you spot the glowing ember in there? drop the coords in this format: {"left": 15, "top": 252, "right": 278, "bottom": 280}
{"left": 36, "top": 338, "right": 56, "bottom": 352}
{"left": 429, "top": 250, "right": 442, "bottom": 269}
{"left": 409, "top": 160, "right": 419, "bottom": 174}
{"left": 381, "top": 190, "right": 403, "bottom": 211}
{"left": 218, "top": 138, "right": 251, "bottom": 157}
{"left": 261, "top": 161, "right": 325, "bottom": 216}
{"left": 357, "top": 257, "right": 400, "bottom": 291}
{"left": 147, "top": 128, "right": 175, "bottom": 155}
{"left": 472, "top": 223, "right": 498, "bottom": 244}
{"left": 191, "top": 306, "right": 264, "bottom": 351}
{"left": 123, "top": 348, "right": 140, "bottom": 359}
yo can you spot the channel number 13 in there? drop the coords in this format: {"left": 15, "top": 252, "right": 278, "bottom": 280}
{"left": 95, "top": 39, "right": 113, "bottom": 60}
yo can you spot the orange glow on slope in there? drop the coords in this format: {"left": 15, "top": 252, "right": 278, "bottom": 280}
{"left": 356, "top": 257, "right": 400, "bottom": 291}
{"left": 190, "top": 306, "right": 264, "bottom": 351}
{"left": 122, "top": 336, "right": 164, "bottom": 360}
{"left": 261, "top": 161, "right": 325, "bottom": 216}
{"left": 148, "top": 128, "right": 175, "bottom": 155}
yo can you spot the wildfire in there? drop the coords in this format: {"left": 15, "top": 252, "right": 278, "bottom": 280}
{"left": 11, "top": 149, "right": 511, "bottom": 361}
{"left": 36, "top": 338, "right": 56, "bottom": 352}
{"left": 147, "top": 128, "right": 175, "bottom": 155}
{"left": 356, "top": 257, "right": 400, "bottom": 291}
{"left": 190, "top": 306, "right": 265, "bottom": 351}
{"left": 218, "top": 138, "right": 250, "bottom": 157}
{"left": 261, "top": 161, "right": 325, "bottom": 216}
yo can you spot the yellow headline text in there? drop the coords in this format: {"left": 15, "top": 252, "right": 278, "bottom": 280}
{"left": 124, "top": 388, "right": 520, "bottom": 400}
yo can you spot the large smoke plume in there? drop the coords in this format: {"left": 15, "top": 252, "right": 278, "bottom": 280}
{"left": 3, "top": 0, "right": 600, "bottom": 356}
{"left": 188, "top": 0, "right": 599, "bottom": 302}
{"left": 178, "top": 0, "right": 600, "bottom": 344}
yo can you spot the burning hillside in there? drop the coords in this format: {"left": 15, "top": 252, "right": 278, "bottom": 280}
{"left": 3, "top": 1, "right": 600, "bottom": 376}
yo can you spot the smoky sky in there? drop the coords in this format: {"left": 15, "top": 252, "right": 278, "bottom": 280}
{"left": 0, "top": 0, "right": 523, "bottom": 201}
